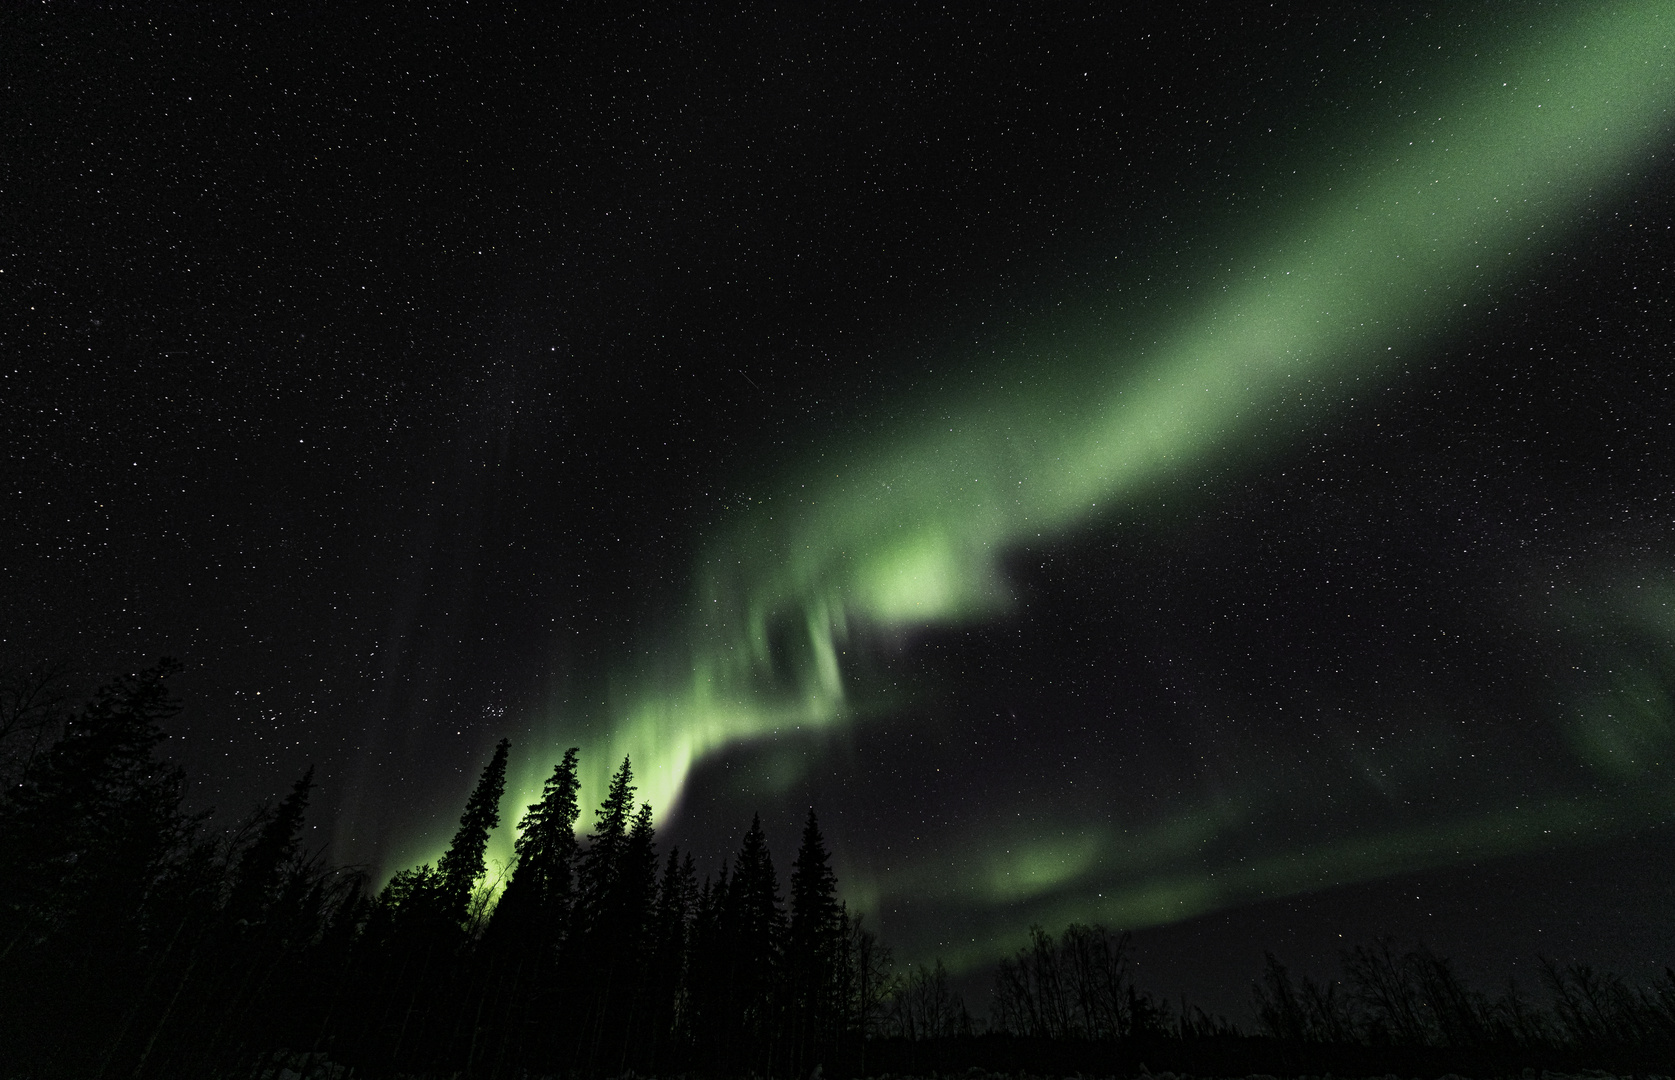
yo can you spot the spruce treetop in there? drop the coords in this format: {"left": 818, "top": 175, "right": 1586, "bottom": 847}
{"left": 437, "top": 737, "right": 510, "bottom": 923}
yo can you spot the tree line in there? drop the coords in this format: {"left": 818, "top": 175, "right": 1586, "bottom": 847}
{"left": 0, "top": 659, "right": 912, "bottom": 1078}
{"left": 973, "top": 924, "right": 1675, "bottom": 1075}
{"left": 3, "top": 658, "right": 1674, "bottom": 1078}
{"left": 1247, "top": 940, "right": 1675, "bottom": 1055}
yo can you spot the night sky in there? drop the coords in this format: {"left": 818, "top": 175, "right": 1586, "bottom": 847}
{"left": 7, "top": 1, "right": 1675, "bottom": 1018}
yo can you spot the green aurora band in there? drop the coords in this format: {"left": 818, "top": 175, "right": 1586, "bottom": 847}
{"left": 400, "top": 1, "right": 1675, "bottom": 958}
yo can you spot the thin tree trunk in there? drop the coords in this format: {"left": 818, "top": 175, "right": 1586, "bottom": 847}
{"left": 488, "top": 952, "right": 527, "bottom": 1080}
{"left": 132, "top": 931, "right": 209, "bottom": 1078}
{"left": 391, "top": 941, "right": 436, "bottom": 1068}
{"left": 96, "top": 914, "right": 189, "bottom": 1079}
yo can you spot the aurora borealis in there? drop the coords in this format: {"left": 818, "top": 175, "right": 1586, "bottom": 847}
{"left": 564, "top": 0, "right": 1674, "bottom": 812}
{"left": 465, "top": 0, "right": 1675, "bottom": 967}
{"left": 9, "top": 0, "right": 1675, "bottom": 1010}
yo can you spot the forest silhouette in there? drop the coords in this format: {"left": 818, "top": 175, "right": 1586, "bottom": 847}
{"left": 3, "top": 659, "right": 1673, "bottom": 1078}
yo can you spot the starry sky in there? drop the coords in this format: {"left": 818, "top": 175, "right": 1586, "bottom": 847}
{"left": 7, "top": 1, "right": 1675, "bottom": 1017}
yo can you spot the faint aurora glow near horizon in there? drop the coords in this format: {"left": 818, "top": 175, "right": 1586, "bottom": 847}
{"left": 390, "top": 1, "right": 1675, "bottom": 955}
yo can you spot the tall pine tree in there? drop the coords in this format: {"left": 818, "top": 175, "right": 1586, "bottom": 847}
{"left": 0, "top": 660, "right": 200, "bottom": 1078}
{"left": 724, "top": 814, "right": 785, "bottom": 1073}
{"left": 489, "top": 746, "right": 580, "bottom": 945}
{"left": 643, "top": 847, "right": 697, "bottom": 1066}
{"left": 437, "top": 737, "right": 510, "bottom": 928}
{"left": 477, "top": 747, "right": 582, "bottom": 1073}
{"left": 685, "top": 860, "right": 732, "bottom": 1067}
{"left": 0, "top": 658, "right": 193, "bottom": 953}
{"left": 574, "top": 755, "right": 635, "bottom": 937}
{"left": 600, "top": 802, "right": 660, "bottom": 1072}
{"left": 787, "top": 808, "right": 842, "bottom": 1071}
{"left": 226, "top": 767, "right": 315, "bottom": 927}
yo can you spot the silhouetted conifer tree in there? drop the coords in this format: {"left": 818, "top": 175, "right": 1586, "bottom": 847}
{"left": 787, "top": 807, "right": 842, "bottom": 1071}
{"left": 476, "top": 746, "right": 581, "bottom": 1072}
{"left": 0, "top": 658, "right": 192, "bottom": 957}
{"left": 597, "top": 802, "right": 660, "bottom": 1071}
{"left": 226, "top": 767, "right": 315, "bottom": 927}
{"left": 437, "top": 737, "right": 510, "bottom": 927}
{"left": 348, "top": 740, "right": 510, "bottom": 1071}
{"left": 490, "top": 746, "right": 581, "bottom": 945}
{"left": 686, "top": 861, "right": 732, "bottom": 1068}
{"left": 574, "top": 756, "right": 635, "bottom": 936}
{"left": 724, "top": 813, "right": 785, "bottom": 1073}
{"left": 567, "top": 757, "right": 646, "bottom": 1070}
{"left": 643, "top": 846, "right": 697, "bottom": 1065}
{"left": 353, "top": 862, "right": 452, "bottom": 1066}
{"left": 134, "top": 773, "right": 353, "bottom": 1080}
